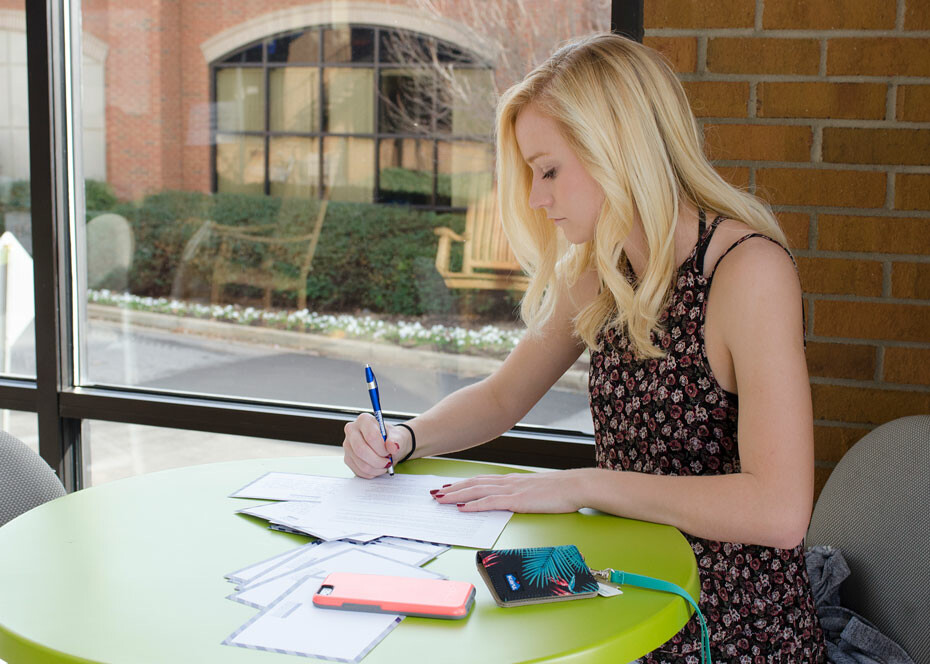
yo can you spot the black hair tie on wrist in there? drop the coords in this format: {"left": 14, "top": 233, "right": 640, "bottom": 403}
{"left": 395, "top": 423, "right": 417, "bottom": 463}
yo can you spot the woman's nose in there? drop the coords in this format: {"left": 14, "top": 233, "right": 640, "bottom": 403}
{"left": 528, "top": 184, "right": 552, "bottom": 210}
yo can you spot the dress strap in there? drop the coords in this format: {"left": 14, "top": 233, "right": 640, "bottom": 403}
{"left": 694, "top": 213, "right": 727, "bottom": 273}
{"left": 709, "top": 232, "right": 793, "bottom": 280}
{"left": 696, "top": 207, "right": 706, "bottom": 238}
{"left": 708, "top": 232, "right": 806, "bottom": 343}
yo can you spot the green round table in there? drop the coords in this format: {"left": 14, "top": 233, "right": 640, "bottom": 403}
{"left": 0, "top": 456, "right": 699, "bottom": 663}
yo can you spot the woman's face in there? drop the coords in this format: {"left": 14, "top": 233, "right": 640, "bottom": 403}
{"left": 514, "top": 103, "right": 605, "bottom": 244}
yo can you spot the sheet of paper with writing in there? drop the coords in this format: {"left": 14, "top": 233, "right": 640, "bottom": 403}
{"left": 236, "top": 473, "right": 513, "bottom": 549}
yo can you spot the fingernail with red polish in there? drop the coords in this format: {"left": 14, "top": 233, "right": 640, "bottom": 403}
{"left": 429, "top": 489, "right": 439, "bottom": 495}
{"left": 442, "top": 484, "right": 452, "bottom": 488}
{"left": 456, "top": 503, "right": 465, "bottom": 507}
{"left": 434, "top": 493, "right": 444, "bottom": 499}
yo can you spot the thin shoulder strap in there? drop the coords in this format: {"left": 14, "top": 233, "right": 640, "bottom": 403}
{"left": 694, "top": 213, "right": 727, "bottom": 273}
{"left": 709, "top": 232, "right": 793, "bottom": 280}
{"left": 708, "top": 232, "right": 806, "bottom": 343}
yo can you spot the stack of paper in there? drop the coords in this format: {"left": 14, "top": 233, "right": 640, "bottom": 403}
{"left": 222, "top": 471, "right": 513, "bottom": 660}
{"left": 222, "top": 537, "right": 450, "bottom": 661}
{"left": 230, "top": 472, "right": 513, "bottom": 549}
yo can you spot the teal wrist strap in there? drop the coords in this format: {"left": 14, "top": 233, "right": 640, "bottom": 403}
{"left": 608, "top": 570, "right": 712, "bottom": 664}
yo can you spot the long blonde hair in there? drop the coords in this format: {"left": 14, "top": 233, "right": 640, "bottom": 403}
{"left": 496, "top": 33, "right": 787, "bottom": 358}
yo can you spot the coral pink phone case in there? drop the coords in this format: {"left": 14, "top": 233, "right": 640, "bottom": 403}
{"left": 312, "top": 572, "right": 476, "bottom": 619}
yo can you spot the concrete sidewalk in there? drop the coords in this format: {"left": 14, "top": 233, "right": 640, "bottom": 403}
{"left": 87, "top": 304, "right": 590, "bottom": 392}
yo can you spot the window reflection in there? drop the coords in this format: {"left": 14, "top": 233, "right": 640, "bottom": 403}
{"left": 210, "top": 26, "right": 492, "bottom": 209}
{"left": 323, "top": 68, "right": 373, "bottom": 134}
{"left": 269, "top": 67, "right": 319, "bottom": 133}
{"left": 268, "top": 30, "right": 319, "bottom": 64}
{"left": 216, "top": 134, "right": 265, "bottom": 194}
{"left": 74, "top": 5, "right": 606, "bottom": 445}
{"left": 0, "top": 10, "right": 35, "bottom": 378}
{"left": 323, "top": 26, "right": 374, "bottom": 63}
{"left": 269, "top": 137, "right": 319, "bottom": 198}
{"left": 215, "top": 68, "right": 264, "bottom": 133}
{"left": 379, "top": 137, "right": 434, "bottom": 205}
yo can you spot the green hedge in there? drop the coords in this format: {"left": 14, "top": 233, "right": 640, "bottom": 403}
{"left": 1, "top": 181, "right": 521, "bottom": 318}
{"left": 106, "top": 190, "right": 478, "bottom": 316}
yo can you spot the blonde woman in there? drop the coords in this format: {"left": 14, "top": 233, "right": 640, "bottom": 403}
{"left": 343, "top": 33, "right": 826, "bottom": 662}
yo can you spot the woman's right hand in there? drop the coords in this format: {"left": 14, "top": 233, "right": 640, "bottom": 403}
{"left": 342, "top": 414, "right": 413, "bottom": 479}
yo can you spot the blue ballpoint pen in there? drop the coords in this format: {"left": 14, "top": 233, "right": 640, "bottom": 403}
{"left": 365, "top": 364, "right": 394, "bottom": 476}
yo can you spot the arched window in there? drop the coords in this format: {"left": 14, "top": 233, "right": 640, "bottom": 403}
{"left": 211, "top": 24, "right": 494, "bottom": 210}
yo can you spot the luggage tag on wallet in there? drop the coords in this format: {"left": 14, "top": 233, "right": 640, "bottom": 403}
{"left": 589, "top": 566, "right": 623, "bottom": 596}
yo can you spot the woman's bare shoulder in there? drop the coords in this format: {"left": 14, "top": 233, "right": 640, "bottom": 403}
{"left": 700, "top": 218, "right": 790, "bottom": 278}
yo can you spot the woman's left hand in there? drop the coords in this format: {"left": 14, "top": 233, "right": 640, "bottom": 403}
{"left": 431, "top": 470, "right": 588, "bottom": 513}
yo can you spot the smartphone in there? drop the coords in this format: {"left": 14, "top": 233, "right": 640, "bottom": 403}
{"left": 312, "top": 572, "right": 476, "bottom": 620}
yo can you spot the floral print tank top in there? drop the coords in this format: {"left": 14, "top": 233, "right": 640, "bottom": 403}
{"left": 589, "top": 212, "right": 826, "bottom": 663}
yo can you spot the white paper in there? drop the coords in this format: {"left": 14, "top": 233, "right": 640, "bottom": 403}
{"left": 296, "top": 475, "right": 513, "bottom": 549}
{"left": 374, "top": 537, "right": 450, "bottom": 558}
{"left": 225, "top": 543, "right": 312, "bottom": 586}
{"left": 240, "top": 474, "right": 512, "bottom": 548}
{"left": 223, "top": 574, "right": 401, "bottom": 662}
{"left": 237, "top": 540, "right": 354, "bottom": 590}
{"left": 597, "top": 582, "right": 624, "bottom": 597}
{"left": 230, "top": 471, "right": 345, "bottom": 501}
{"left": 340, "top": 533, "right": 382, "bottom": 543}
{"left": 237, "top": 501, "right": 358, "bottom": 540}
{"left": 229, "top": 547, "right": 445, "bottom": 610}
{"left": 234, "top": 540, "right": 428, "bottom": 591}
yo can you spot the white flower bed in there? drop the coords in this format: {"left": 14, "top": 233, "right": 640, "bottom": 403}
{"left": 88, "top": 289, "right": 524, "bottom": 356}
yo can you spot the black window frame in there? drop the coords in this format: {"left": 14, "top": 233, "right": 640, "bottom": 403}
{"left": 15, "top": 0, "right": 642, "bottom": 491}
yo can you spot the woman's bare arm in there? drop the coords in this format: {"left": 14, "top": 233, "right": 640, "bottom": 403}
{"left": 342, "top": 270, "right": 598, "bottom": 478}
{"left": 440, "top": 240, "right": 815, "bottom": 549}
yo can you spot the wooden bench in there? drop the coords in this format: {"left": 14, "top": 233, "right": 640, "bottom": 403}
{"left": 433, "top": 189, "right": 529, "bottom": 291}
{"left": 209, "top": 200, "right": 328, "bottom": 310}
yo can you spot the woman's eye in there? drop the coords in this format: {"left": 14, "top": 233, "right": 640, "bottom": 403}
{"left": 542, "top": 168, "right": 556, "bottom": 180}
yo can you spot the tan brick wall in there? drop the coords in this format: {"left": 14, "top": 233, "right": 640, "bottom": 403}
{"left": 646, "top": 0, "right": 930, "bottom": 497}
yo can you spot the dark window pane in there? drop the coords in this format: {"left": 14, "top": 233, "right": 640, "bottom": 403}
{"left": 221, "top": 42, "right": 263, "bottom": 64}
{"left": 267, "top": 30, "right": 319, "bottom": 64}
{"left": 378, "top": 138, "right": 434, "bottom": 205}
{"left": 436, "top": 41, "right": 474, "bottom": 64}
{"left": 323, "top": 26, "right": 374, "bottom": 63}
{"left": 379, "top": 30, "right": 433, "bottom": 64}
{"left": 379, "top": 68, "right": 434, "bottom": 134}
{"left": 435, "top": 84, "right": 452, "bottom": 134}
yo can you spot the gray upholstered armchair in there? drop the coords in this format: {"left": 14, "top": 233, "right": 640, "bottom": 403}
{"left": 0, "top": 430, "right": 66, "bottom": 528}
{"left": 806, "top": 415, "right": 930, "bottom": 664}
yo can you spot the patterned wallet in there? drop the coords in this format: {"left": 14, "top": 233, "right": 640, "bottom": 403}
{"left": 475, "top": 544, "right": 600, "bottom": 607}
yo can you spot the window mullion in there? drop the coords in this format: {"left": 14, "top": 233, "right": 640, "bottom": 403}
{"left": 27, "top": 0, "right": 82, "bottom": 491}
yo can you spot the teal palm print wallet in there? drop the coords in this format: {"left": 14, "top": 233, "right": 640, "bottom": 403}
{"left": 475, "top": 544, "right": 600, "bottom": 607}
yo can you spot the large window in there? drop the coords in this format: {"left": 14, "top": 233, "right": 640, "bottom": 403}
{"left": 212, "top": 25, "right": 493, "bottom": 210}
{"left": 0, "top": 8, "right": 35, "bottom": 380}
{"left": 13, "top": 0, "right": 614, "bottom": 491}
